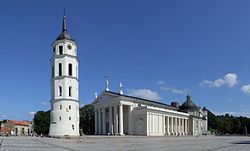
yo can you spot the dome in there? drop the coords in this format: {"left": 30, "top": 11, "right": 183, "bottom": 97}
{"left": 56, "top": 30, "right": 74, "bottom": 41}
{"left": 180, "top": 95, "right": 198, "bottom": 111}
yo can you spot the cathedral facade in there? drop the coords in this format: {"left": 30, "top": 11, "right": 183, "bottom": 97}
{"left": 49, "top": 15, "right": 80, "bottom": 137}
{"left": 93, "top": 88, "right": 207, "bottom": 136}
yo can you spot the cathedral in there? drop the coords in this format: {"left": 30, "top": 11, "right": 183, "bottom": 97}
{"left": 49, "top": 15, "right": 80, "bottom": 137}
{"left": 93, "top": 82, "right": 208, "bottom": 136}
{"left": 48, "top": 14, "right": 207, "bottom": 137}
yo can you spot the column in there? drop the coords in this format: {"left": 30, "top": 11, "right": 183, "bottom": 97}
{"left": 114, "top": 105, "right": 118, "bottom": 135}
{"left": 119, "top": 104, "right": 124, "bottom": 135}
{"left": 171, "top": 117, "right": 174, "bottom": 135}
{"left": 178, "top": 118, "right": 181, "bottom": 136}
{"left": 128, "top": 106, "right": 133, "bottom": 135}
{"left": 162, "top": 115, "right": 165, "bottom": 135}
{"left": 109, "top": 106, "right": 113, "bottom": 135}
{"left": 95, "top": 109, "right": 98, "bottom": 135}
{"left": 166, "top": 116, "right": 170, "bottom": 135}
{"left": 102, "top": 107, "right": 106, "bottom": 134}
{"left": 98, "top": 109, "right": 101, "bottom": 135}
{"left": 175, "top": 117, "right": 177, "bottom": 135}
{"left": 185, "top": 119, "right": 188, "bottom": 135}
{"left": 181, "top": 119, "right": 184, "bottom": 135}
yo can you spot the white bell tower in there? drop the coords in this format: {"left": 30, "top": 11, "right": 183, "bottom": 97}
{"left": 49, "top": 14, "right": 80, "bottom": 137}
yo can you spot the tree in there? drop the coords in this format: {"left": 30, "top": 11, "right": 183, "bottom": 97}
{"left": 79, "top": 104, "right": 95, "bottom": 135}
{"left": 33, "top": 110, "right": 50, "bottom": 135}
{"left": 231, "top": 118, "right": 241, "bottom": 134}
{"left": 208, "top": 110, "right": 217, "bottom": 131}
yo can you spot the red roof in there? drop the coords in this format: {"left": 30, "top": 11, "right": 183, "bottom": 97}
{"left": 0, "top": 127, "right": 12, "bottom": 133}
{"left": 10, "top": 120, "right": 30, "bottom": 126}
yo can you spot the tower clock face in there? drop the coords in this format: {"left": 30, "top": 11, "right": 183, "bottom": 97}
{"left": 67, "top": 44, "right": 72, "bottom": 50}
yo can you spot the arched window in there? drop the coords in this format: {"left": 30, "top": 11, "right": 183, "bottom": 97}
{"left": 53, "top": 47, "right": 56, "bottom": 54}
{"left": 72, "top": 125, "right": 74, "bottom": 130}
{"left": 59, "top": 63, "right": 62, "bottom": 76}
{"left": 59, "top": 46, "right": 63, "bottom": 55}
{"left": 69, "top": 116, "right": 71, "bottom": 120}
{"left": 60, "top": 105, "right": 62, "bottom": 110}
{"left": 52, "top": 66, "right": 54, "bottom": 78}
{"left": 59, "top": 86, "right": 62, "bottom": 96}
{"left": 69, "top": 87, "right": 72, "bottom": 97}
{"left": 68, "top": 63, "right": 72, "bottom": 76}
{"left": 59, "top": 116, "right": 61, "bottom": 121}
{"left": 69, "top": 105, "right": 71, "bottom": 110}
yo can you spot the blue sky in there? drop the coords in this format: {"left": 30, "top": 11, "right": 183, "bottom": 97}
{"left": 1, "top": 0, "right": 250, "bottom": 120}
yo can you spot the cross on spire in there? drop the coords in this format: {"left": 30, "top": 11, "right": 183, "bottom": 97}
{"left": 63, "top": 8, "right": 66, "bottom": 16}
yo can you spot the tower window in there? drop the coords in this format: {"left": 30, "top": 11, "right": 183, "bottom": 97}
{"left": 59, "top": 46, "right": 63, "bottom": 55}
{"left": 60, "top": 105, "right": 62, "bottom": 110}
{"left": 69, "top": 105, "right": 71, "bottom": 110}
{"left": 59, "top": 86, "right": 62, "bottom": 96}
{"left": 69, "top": 87, "right": 72, "bottom": 97}
{"left": 52, "top": 66, "right": 54, "bottom": 78}
{"left": 72, "top": 125, "right": 74, "bottom": 130}
{"left": 59, "top": 116, "right": 61, "bottom": 121}
{"left": 59, "top": 63, "right": 62, "bottom": 76}
{"left": 68, "top": 63, "right": 72, "bottom": 76}
{"left": 53, "top": 47, "right": 56, "bottom": 54}
{"left": 69, "top": 116, "right": 71, "bottom": 120}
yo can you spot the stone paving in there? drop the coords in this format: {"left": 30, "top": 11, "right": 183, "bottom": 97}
{"left": 0, "top": 135, "right": 250, "bottom": 151}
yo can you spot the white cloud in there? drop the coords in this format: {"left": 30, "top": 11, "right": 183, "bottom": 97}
{"left": 41, "top": 102, "right": 48, "bottom": 105}
{"left": 160, "top": 87, "right": 189, "bottom": 94}
{"left": 1, "top": 114, "right": 7, "bottom": 118}
{"left": 241, "top": 84, "right": 250, "bottom": 94}
{"left": 224, "top": 73, "right": 238, "bottom": 87}
{"left": 201, "top": 73, "right": 238, "bottom": 88}
{"left": 127, "top": 89, "right": 161, "bottom": 101}
{"left": 157, "top": 80, "right": 165, "bottom": 85}
{"left": 28, "top": 112, "right": 36, "bottom": 116}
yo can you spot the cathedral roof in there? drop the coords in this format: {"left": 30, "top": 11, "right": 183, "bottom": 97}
{"left": 56, "top": 15, "right": 75, "bottom": 41}
{"left": 179, "top": 95, "right": 198, "bottom": 111}
{"left": 101, "top": 91, "right": 179, "bottom": 111}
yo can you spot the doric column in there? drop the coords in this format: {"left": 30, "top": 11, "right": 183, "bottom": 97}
{"left": 162, "top": 115, "right": 165, "bottom": 135}
{"left": 95, "top": 109, "right": 98, "bottom": 135}
{"left": 128, "top": 106, "right": 133, "bottom": 135}
{"left": 166, "top": 116, "right": 170, "bottom": 135}
{"left": 178, "top": 118, "right": 181, "bottom": 136}
{"left": 119, "top": 104, "right": 124, "bottom": 135}
{"left": 175, "top": 117, "right": 177, "bottom": 135}
{"left": 102, "top": 107, "right": 106, "bottom": 134}
{"left": 109, "top": 106, "right": 113, "bottom": 135}
{"left": 98, "top": 109, "right": 101, "bottom": 135}
{"left": 185, "top": 119, "right": 188, "bottom": 135}
{"left": 171, "top": 117, "right": 174, "bottom": 135}
{"left": 114, "top": 105, "right": 118, "bottom": 135}
{"left": 182, "top": 119, "right": 184, "bottom": 135}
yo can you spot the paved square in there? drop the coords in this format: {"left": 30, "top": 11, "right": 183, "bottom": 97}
{"left": 0, "top": 136, "right": 250, "bottom": 151}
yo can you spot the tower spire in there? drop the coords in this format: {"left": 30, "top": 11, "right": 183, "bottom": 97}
{"left": 62, "top": 9, "right": 67, "bottom": 32}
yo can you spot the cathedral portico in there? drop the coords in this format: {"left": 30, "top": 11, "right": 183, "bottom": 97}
{"left": 93, "top": 89, "right": 207, "bottom": 136}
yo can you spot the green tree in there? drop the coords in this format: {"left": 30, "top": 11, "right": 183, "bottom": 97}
{"left": 208, "top": 110, "right": 217, "bottom": 130}
{"left": 231, "top": 118, "right": 241, "bottom": 134}
{"left": 33, "top": 110, "right": 50, "bottom": 135}
{"left": 79, "top": 104, "right": 95, "bottom": 135}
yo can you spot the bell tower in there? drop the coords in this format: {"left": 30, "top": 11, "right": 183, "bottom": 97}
{"left": 49, "top": 14, "right": 80, "bottom": 137}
